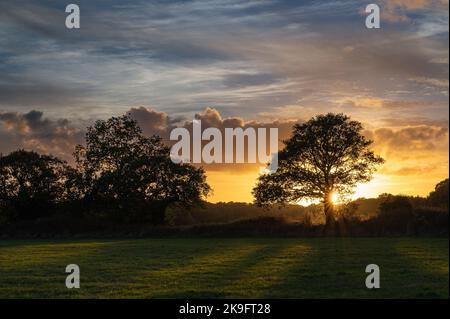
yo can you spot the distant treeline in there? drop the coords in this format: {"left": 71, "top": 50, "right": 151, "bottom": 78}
{"left": 0, "top": 179, "right": 448, "bottom": 238}
{"left": 168, "top": 181, "right": 448, "bottom": 223}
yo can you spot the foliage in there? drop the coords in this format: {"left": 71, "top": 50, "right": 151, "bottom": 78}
{"left": 0, "top": 150, "right": 73, "bottom": 222}
{"left": 253, "top": 113, "right": 384, "bottom": 225}
{"left": 376, "top": 194, "right": 414, "bottom": 234}
{"left": 0, "top": 115, "right": 210, "bottom": 226}
{"left": 73, "top": 114, "right": 210, "bottom": 223}
{"left": 428, "top": 178, "right": 449, "bottom": 209}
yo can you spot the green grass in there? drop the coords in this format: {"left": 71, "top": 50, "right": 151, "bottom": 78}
{"left": 0, "top": 238, "right": 448, "bottom": 298}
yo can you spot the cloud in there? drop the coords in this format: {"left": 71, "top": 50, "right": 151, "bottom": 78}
{"left": 380, "top": 165, "right": 439, "bottom": 176}
{"left": 364, "top": 121, "right": 449, "bottom": 197}
{"left": 0, "top": 110, "right": 84, "bottom": 162}
{"left": 0, "top": 0, "right": 447, "bottom": 121}
{"left": 0, "top": 107, "right": 297, "bottom": 173}
{"left": 409, "top": 77, "right": 449, "bottom": 88}
{"left": 0, "top": 77, "right": 94, "bottom": 109}
{"left": 129, "top": 107, "right": 297, "bottom": 173}
{"left": 2, "top": 107, "right": 447, "bottom": 170}
{"left": 381, "top": 0, "right": 449, "bottom": 22}
{"left": 339, "top": 97, "right": 449, "bottom": 109}
{"left": 379, "top": 116, "right": 449, "bottom": 127}
{"left": 366, "top": 125, "right": 449, "bottom": 165}
{"left": 127, "top": 107, "right": 172, "bottom": 138}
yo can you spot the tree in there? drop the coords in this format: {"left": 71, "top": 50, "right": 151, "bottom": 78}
{"left": 428, "top": 178, "right": 449, "bottom": 210}
{"left": 253, "top": 113, "right": 384, "bottom": 227}
{"left": 74, "top": 114, "right": 210, "bottom": 224}
{"left": 0, "top": 150, "right": 71, "bottom": 222}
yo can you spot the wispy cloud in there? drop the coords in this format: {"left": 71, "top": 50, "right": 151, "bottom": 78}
{"left": 0, "top": 0, "right": 447, "bottom": 119}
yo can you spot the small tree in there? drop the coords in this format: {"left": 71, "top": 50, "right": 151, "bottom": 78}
{"left": 0, "top": 150, "right": 71, "bottom": 221}
{"left": 253, "top": 113, "right": 384, "bottom": 227}
{"left": 74, "top": 115, "right": 210, "bottom": 224}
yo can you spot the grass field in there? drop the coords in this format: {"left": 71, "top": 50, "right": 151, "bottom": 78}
{"left": 0, "top": 238, "right": 448, "bottom": 298}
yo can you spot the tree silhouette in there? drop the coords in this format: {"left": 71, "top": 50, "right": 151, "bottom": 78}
{"left": 428, "top": 178, "right": 449, "bottom": 209}
{"left": 74, "top": 114, "right": 210, "bottom": 224}
{"left": 0, "top": 150, "right": 72, "bottom": 221}
{"left": 253, "top": 113, "right": 384, "bottom": 227}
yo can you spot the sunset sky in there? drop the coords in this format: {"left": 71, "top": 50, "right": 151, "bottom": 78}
{"left": 0, "top": 0, "right": 448, "bottom": 203}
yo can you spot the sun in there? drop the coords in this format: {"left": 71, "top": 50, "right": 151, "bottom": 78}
{"left": 331, "top": 192, "right": 340, "bottom": 204}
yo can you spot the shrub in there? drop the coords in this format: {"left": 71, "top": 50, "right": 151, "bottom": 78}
{"left": 376, "top": 195, "right": 414, "bottom": 235}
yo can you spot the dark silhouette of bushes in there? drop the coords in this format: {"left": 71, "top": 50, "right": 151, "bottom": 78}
{"left": 376, "top": 195, "right": 414, "bottom": 235}
{"left": 1, "top": 178, "right": 448, "bottom": 238}
{"left": 412, "top": 207, "right": 449, "bottom": 235}
{"left": 1, "top": 197, "right": 447, "bottom": 238}
{"left": 166, "top": 201, "right": 322, "bottom": 226}
{"left": 332, "top": 193, "right": 449, "bottom": 237}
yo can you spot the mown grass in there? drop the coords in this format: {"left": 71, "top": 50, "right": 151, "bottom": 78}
{"left": 0, "top": 238, "right": 448, "bottom": 298}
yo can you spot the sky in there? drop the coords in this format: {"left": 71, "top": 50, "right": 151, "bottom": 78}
{"left": 0, "top": 0, "right": 448, "bottom": 203}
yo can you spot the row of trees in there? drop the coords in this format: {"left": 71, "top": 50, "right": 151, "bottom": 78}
{"left": 1, "top": 113, "right": 383, "bottom": 228}
{"left": 0, "top": 115, "right": 210, "bottom": 225}
{"left": 3, "top": 112, "right": 445, "bottom": 232}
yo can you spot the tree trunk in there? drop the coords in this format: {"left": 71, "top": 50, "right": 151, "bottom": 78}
{"left": 323, "top": 192, "right": 336, "bottom": 235}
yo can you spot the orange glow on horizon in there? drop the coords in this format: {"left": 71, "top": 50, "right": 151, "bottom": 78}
{"left": 206, "top": 170, "right": 449, "bottom": 204}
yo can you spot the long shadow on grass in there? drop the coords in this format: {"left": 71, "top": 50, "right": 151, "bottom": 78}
{"left": 395, "top": 238, "right": 449, "bottom": 275}
{"left": 66, "top": 239, "right": 250, "bottom": 298}
{"left": 3, "top": 238, "right": 446, "bottom": 299}
{"left": 0, "top": 238, "right": 308, "bottom": 299}
{"left": 50, "top": 238, "right": 287, "bottom": 298}
{"left": 263, "top": 238, "right": 449, "bottom": 299}
{"left": 1, "top": 238, "right": 224, "bottom": 298}
{"left": 261, "top": 238, "right": 370, "bottom": 298}
{"left": 0, "top": 240, "right": 128, "bottom": 298}
{"left": 43, "top": 238, "right": 309, "bottom": 298}
{"left": 149, "top": 241, "right": 298, "bottom": 298}
{"left": 0, "top": 240, "right": 117, "bottom": 273}
{"left": 215, "top": 241, "right": 313, "bottom": 298}
{"left": 393, "top": 239, "right": 449, "bottom": 298}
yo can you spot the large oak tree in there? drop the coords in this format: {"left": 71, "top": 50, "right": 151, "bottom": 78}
{"left": 253, "top": 113, "right": 384, "bottom": 226}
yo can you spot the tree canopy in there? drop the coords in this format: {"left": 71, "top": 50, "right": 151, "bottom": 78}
{"left": 428, "top": 178, "right": 449, "bottom": 209}
{"left": 253, "top": 113, "right": 384, "bottom": 225}
{"left": 0, "top": 150, "right": 72, "bottom": 221}
{"left": 74, "top": 114, "right": 210, "bottom": 223}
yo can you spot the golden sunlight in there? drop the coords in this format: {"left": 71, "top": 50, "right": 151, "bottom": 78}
{"left": 331, "top": 192, "right": 340, "bottom": 204}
